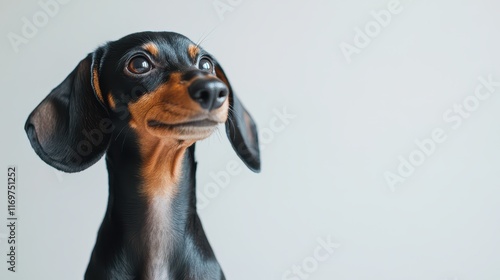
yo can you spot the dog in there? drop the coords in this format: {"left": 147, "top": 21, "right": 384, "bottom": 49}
{"left": 25, "top": 31, "right": 260, "bottom": 280}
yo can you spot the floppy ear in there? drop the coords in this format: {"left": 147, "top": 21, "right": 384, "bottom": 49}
{"left": 25, "top": 50, "right": 112, "bottom": 173}
{"left": 215, "top": 61, "right": 261, "bottom": 172}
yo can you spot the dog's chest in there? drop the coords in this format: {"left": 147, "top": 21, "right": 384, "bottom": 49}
{"left": 143, "top": 195, "right": 178, "bottom": 280}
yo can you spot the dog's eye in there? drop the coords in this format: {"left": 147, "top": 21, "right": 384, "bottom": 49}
{"left": 198, "top": 57, "right": 214, "bottom": 73}
{"left": 128, "top": 56, "right": 152, "bottom": 74}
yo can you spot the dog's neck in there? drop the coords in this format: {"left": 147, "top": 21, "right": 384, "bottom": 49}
{"left": 85, "top": 127, "right": 224, "bottom": 280}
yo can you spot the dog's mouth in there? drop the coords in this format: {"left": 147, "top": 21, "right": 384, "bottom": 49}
{"left": 147, "top": 119, "right": 219, "bottom": 129}
{"left": 146, "top": 118, "right": 220, "bottom": 140}
{"left": 144, "top": 105, "right": 227, "bottom": 139}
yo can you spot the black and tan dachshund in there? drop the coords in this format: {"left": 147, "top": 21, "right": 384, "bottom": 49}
{"left": 25, "top": 31, "right": 260, "bottom": 280}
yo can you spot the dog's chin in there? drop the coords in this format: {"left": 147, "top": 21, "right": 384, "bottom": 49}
{"left": 146, "top": 119, "right": 219, "bottom": 140}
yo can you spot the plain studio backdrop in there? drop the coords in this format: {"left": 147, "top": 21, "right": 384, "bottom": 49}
{"left": 1, "top": 0, "right": 500, "bottom": 279}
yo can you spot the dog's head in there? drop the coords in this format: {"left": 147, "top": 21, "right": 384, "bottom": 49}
{"left": 25, "top": 31, "right": 260, "bottom": 173}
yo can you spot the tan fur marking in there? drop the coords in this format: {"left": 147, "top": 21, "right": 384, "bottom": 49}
{"left": 136, "top": 134, "right": 189, "bottom": 199}
{"left": 188, "top": 44, "right": 199, "bottom": 60}
{"left": 143, "top": 42, "right": 159, "bottom": 57}
{"left": 127, "top": 73, "right": 228, "bottom": 200}
{"left": 92, "top": 68, "right": 104, "bottom": 103}
{"left": 107, "top": 94, "right": 116, "bottom": 109}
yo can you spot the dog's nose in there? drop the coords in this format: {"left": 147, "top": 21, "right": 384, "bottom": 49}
{"left": 188, "top": 79, "right": 228, "bottom": 111}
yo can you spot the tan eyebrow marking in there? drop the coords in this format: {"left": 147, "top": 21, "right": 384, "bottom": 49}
{"left": 188, "top": 44, "right": 199, "bottom": 60}
{"left": 142, "top": 42, "right": 159, "bottom": 57}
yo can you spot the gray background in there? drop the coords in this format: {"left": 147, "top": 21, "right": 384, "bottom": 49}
{"left": 1, "top": 0, "right": 500, "bottom": 279}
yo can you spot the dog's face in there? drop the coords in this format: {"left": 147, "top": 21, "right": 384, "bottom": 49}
{"left": 25, "top": 31, "right": 260, "bottom": 173}
{"left": 98, "top": 32, "right": 229, "bottom": 141}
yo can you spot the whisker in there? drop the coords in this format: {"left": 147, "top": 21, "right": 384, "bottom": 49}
{"left": 121, "top": 130, "right": 129, "bottom": 152}
{"left": 195, "top": 25, "right": 218, "bottom": 48}
{"left": 215, "top": 126, "right": 223, "bottom": 142}
{"left": 195, "top": 29, "right": 209, "bottom": 48}
{"left": 226, "top": 107, "right": 237, "bottom": 132}
{"left": 227, "top": 117, "right": 236, "bottom": 136}
{"left": 114, "top": 126, "right": 127, "bottom": 141}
